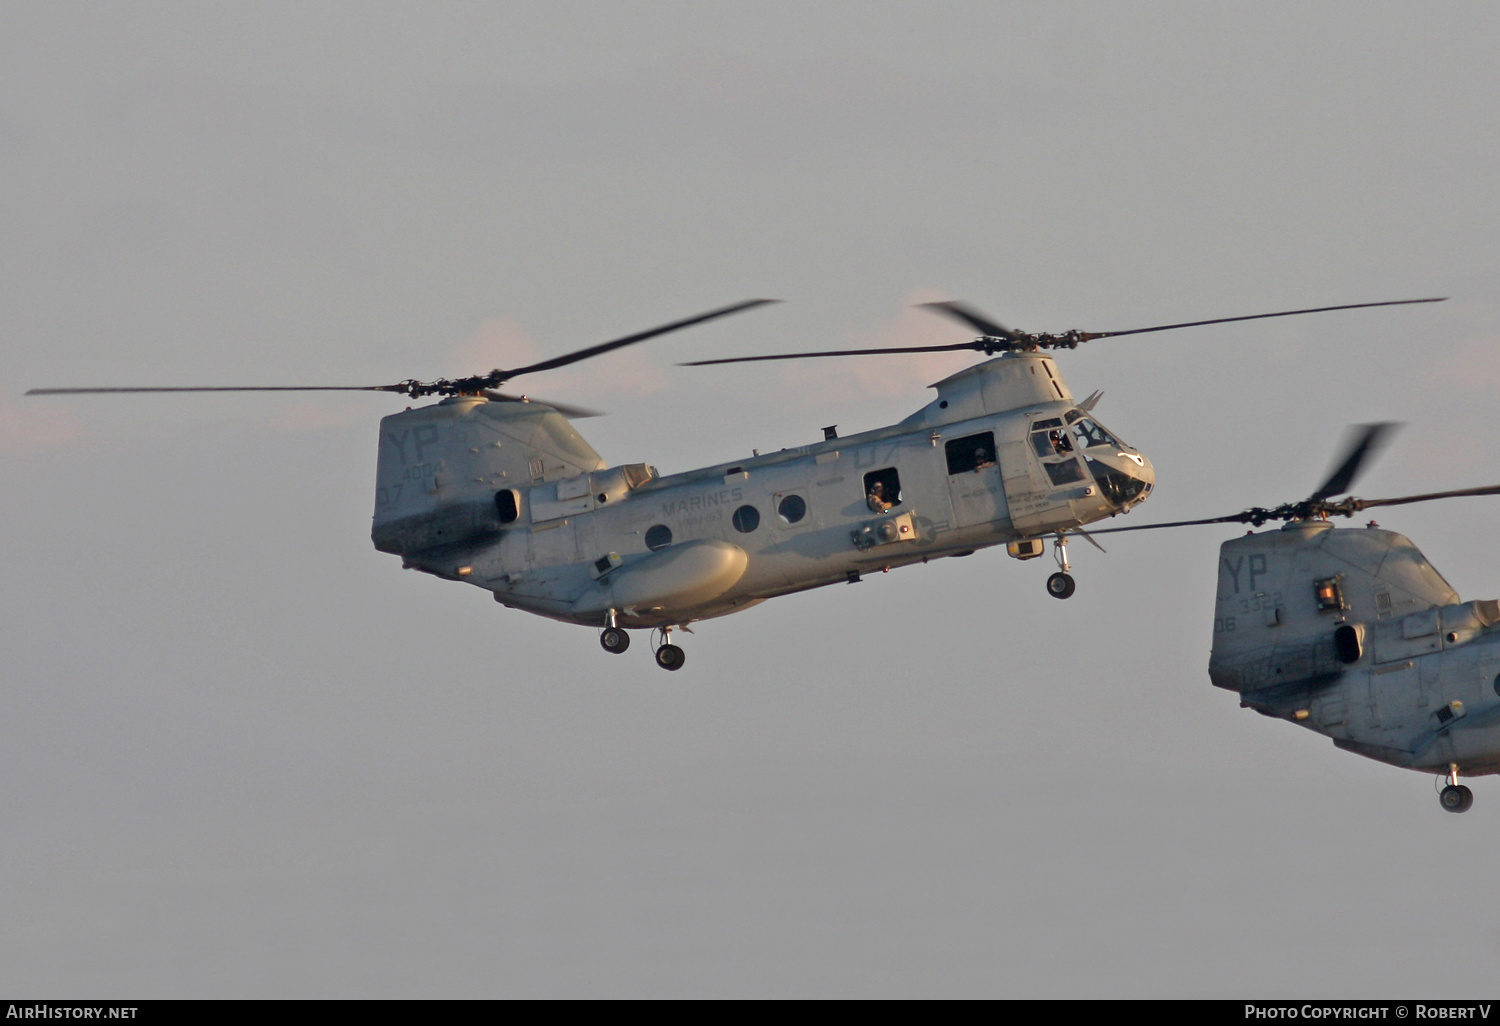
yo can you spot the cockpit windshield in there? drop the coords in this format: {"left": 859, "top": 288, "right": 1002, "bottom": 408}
{"left": 1072, "top": 416, "right": 1123, "bottom": 450}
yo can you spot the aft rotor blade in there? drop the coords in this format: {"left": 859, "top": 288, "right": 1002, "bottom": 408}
{"left": 917, "top": 301, "right": 1018, "bottom": 341}
{"left": 26, "top": 385, "right": 401, "bottom": 395}
{"left": 481, "top": 391, "right": 604, "bottom": 419}
{"left": 1087, "top": 297, "right": 1447, "bottom": 341}
{"left": 683, "top": 341, "right": 982, "bottom": 367}
{"left": 1355, "top": 484, "right": 1500, "bottom": 510}
{"left": 503, "top": 298, "right": 778, "bottom": 379}
{"left": 1307, "top": 422, "right": 1399, "bottom": 502}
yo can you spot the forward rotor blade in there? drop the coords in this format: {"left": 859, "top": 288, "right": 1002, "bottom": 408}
{"left": 1307, "top": 422, "right": 1399, "bottom": 502}
{"left": 916, "top": 301, "right": 1018, "bottom": 340}
{"left": 1087, "top": 512, "right": 1259, "bottom": 535}
{"left": 503, "top": 298, "right": 778, "bottom": 379}
{"left": 1087, "top": 297, "right": 1446, "bottom": 341}
{"left": 481, "top": 391, "right": 604, "bottom": 419}
{"left": 1355, "top": 484, "right": 1500, "bottom": 510}
{"left": 683, "top": 342, "right": 981, "bottom": 367}
{"left": 26, "top": 385, "right": 400, "bottom": 395}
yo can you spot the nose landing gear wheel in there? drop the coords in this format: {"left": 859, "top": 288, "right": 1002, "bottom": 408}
{"left": 600, "top": 627, "right": 630, "bottom": 654}
{"left": 655, "top": 644, "right": 686, "bottom": 671}
{"left": 1440, "top": 784, "right": 1474, "bottom": 813}
{"left": 1046, "top": 572, "right": 1076, "bottom": 600}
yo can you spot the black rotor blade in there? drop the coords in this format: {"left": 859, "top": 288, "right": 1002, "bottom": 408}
{"left": 26, "top": 385, "right": 400, "bottom": 395}
{"left": 29, "top": 299, "right": 778, "bottom": 399}
{"left": 1086, "top": 297, "right": 1446, "bottom": 341}
{"left": 1087, "top": 512, "right": 1258, "bottom": 535}
{"left": 1307, "top": 422, "right": 1399, "bottom": 502}
{"left": 502, "top": 298, "right": 778, "bottom": 380}
{"left": 683, "top": 341, "right": 982, "bottom": 367}
{"left": 916, "top": 301, "right": 1018, "bottom": 340}
{"left": 1355, "top": 484, "right": 1500, "bottom": 510}
{"left": 481, "top": 391, "right": 604, "bottom": 419}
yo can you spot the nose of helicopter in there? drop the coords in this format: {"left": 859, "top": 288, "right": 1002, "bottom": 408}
{"left": 1131, "top": 451, "right": 1155, "bottom": 502}
{"left": 1084, "top": 448, "right": 1154, "bottom": 510}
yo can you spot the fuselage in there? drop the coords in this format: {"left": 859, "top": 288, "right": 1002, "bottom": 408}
{"left": 371, "top": 352, "right": 1155, "bottom": 629}
{"left": 1211, "top": 522, "right": 1500, "bottom": 777}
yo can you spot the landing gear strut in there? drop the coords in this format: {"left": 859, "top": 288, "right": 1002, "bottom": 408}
{"left": 653, "top": 626, "right": 686, "bottom": 672}
{"left": 1439, "top": 764, "right": 1474, "bottom": 813}
{"left": 1046, "top": 534, "right": 1076, "bottom": 600}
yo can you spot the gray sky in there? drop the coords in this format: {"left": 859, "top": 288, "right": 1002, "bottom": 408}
{"left": 4, "top": 1, "right": 1500, "bottom": 998}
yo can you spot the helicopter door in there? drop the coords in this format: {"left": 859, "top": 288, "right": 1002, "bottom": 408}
{"left": 1004, "top": 418, "right": 1080, "bottom": 533}
{"left": 944, "top": 432, "right": 1008, "bottom": 528}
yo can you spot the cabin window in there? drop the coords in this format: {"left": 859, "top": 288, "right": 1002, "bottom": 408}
{"left": 945, "top": 432, "right": 997, "bottom": 475}
{"left": 862, "top": 468, "right": 902, "bottom": 513}
{"left": 732, "top": 505, "right": 761, "bottom": 533}
{"left": 777, "top": 493, "right": 808, "bottom": 524}
{"left": 494, "top": 489, "right": 520, "bottom": 524}
{"left": 645, "top": 524, "right": 673, "bottom": 551}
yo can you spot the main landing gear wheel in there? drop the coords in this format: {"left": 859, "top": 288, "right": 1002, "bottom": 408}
{"left": 1440, "top": 784, "right": 1474, "bottom": 813}
{"left": 599, "top": 627, "right": 630, "bottom": 654}
{"left": 655, "top": 644, "right": 686, "bottom": 671}
{"left": 1046, "top": 533, "right": 1077, "bottom": 599}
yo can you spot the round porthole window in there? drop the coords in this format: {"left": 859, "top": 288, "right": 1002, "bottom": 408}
{"left": 732, "top": 504, "right": 761, "bottom": 533}
{"left": 645, "top": 524, "right": 673, "bottom": 551}
{"left": 777, "top": 494, "right": 807, "bottom": 524}
{"left": 1493, "top": 672, "right": 1500, "bottom": 698}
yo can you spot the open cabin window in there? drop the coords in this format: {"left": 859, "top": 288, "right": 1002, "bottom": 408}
{"left": 863, "top": 468, "right": 902, "bottom": 512}
{"left": 495, "top": 489, "right": 520, "bottom": 524}
{"left": 945, "top": 432, "right": 997, "bottom": 475}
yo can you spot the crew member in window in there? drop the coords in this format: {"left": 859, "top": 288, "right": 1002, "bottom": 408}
{"left": 1049, "top": 429, "right": 1073, "bottom": 454}
{"left": 973, "top": 446, "right": 996, "bottom": 469}
{"left": 867, "top": 481, "right": 893, "bottom": 513}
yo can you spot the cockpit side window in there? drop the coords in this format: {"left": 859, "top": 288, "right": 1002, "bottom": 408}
{"left": 1031, "top": 424, "right": 1074, "bottom": 458}
{"left": 945, "top": 432, "right": 997, "bottom": 475}
{"left": 1043, "top": 459, "right": 1085, "bottom": 485}
{"left": 1032, "top": 417, "right": 1084, "bottom": 485}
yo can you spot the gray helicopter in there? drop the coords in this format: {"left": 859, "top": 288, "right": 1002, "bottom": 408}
{"left": 1096, "top": 424, "right": 1500, "bottom": 813}
{"left": 29, "top": 298, "right": 1441, "bottom": 672}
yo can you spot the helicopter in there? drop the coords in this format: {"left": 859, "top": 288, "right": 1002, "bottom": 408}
{"left": 1093, "top": 423, "right": 1500, "bottom": 813}
{"left": 28, "top": 297, "right": 1442, "bottom": 672}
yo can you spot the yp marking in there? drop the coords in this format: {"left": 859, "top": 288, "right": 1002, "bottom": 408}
{"left": 1223, "top": 552, "right": 1269, "bottom": 594}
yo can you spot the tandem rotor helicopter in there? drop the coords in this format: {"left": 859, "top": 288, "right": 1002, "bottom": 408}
{"left": 1093, "top": 423, "right": 1500, "bottom": 813}
{"left": 29, "top": 296, "right": 1442, "bottom": 673}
